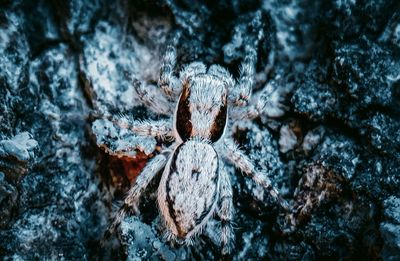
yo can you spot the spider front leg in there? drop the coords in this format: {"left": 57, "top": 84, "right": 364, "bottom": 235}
{"left": 133, "top": 78, "right": 174, "bottom": 115}
{"left": 159, "top": 45, "right": 181, "bottom": 98}
{"left": 218, "top": 165, "right": 234, "bottom": 256}
{"left": 103, "top": 152, "right": 169, "bottom": 241}
{"left": 230, "top": 81, "right": 291, "bottom": 120}
{"left": 208, "top": 65, "right": 235, "bottom": 89}
{"left": 229, "top": 45, "right": 257, "bottom": 107}
{"left": 112, "top": 114, "right": 174, "bottom": 141}
{"left": 220, "top": 139, "right": 290, "bottom": 211}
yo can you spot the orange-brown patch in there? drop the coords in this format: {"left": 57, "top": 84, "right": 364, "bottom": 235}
{"left": 107, "top": 150, "right": 155, "bottom": 194}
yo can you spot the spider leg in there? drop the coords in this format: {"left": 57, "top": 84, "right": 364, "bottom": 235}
{"left": 92, "top": 118, "right": 158, "bottom": 158}
{"left": 102, "top": 152, "right": 169, "bottom": 242}
{"left": 133, "top": 78, "right": 174, "bottom": 115}
{"left": 208, "top": 65, "right": 235, "bottom": 89}
{"left": 112, "top": 114, "right": 174, "bottom": 141}
{"left": 219, "top": 138, "right": 290, "bottom": 211}
{"left": 218, "top": 164, "right": 234, "bottom": 256}
{"left": 159, "top": 45, "right": 181, "bottom": 98}
{"left": 230, "top": 81, "right": 291, "bottom": 120}
{"left": 229, "top": 45, "right": 257, "bottom": 107}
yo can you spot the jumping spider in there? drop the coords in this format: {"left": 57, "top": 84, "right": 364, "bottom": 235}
{"left": 101, "top": 44, "right": 289, "bottom": 255}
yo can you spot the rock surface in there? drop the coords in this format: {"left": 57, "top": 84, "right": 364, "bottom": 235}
{"left": 0, "top": 0, "right": 399, "bottom": 260}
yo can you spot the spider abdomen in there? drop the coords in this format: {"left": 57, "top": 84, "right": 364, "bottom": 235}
{"left": 158, "top": 140, "right": 220, "bottom": 239}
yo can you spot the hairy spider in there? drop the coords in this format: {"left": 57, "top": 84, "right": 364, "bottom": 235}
{"left": 100, "top": 44, "right": 289, "bottom": 255}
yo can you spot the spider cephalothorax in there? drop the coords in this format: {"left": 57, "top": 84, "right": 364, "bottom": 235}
{"left": 175, "top": 73, "right": 228, "bottom": 143}
{"left": 99, "top": 44, "right": 289, "bottom": 255}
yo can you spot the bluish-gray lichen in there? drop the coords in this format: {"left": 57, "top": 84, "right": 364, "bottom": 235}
{"left": 380, "top": 196, "right": 400, "bottom": 260}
